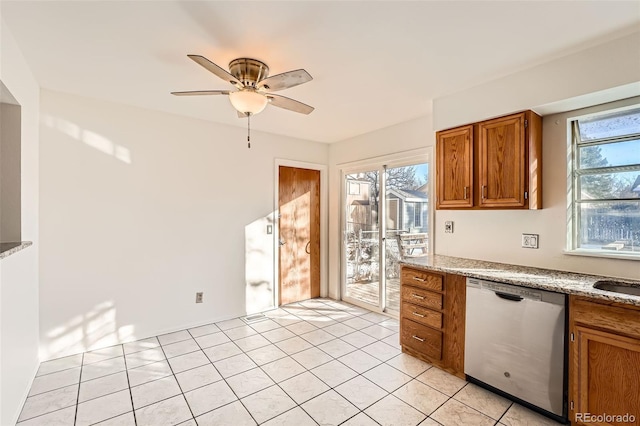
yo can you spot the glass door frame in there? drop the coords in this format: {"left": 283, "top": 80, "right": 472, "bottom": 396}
{"left": 339, "top": 149, "right": 432, "bottom": 315}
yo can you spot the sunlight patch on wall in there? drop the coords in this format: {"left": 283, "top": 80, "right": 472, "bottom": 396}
{"left": 41, "top": 114, "right": 132, "bottom": 164}
{"left": 245, "top": 213, "right": 276, "bottom": 315}
{"left": 43, "top": 300, "right": 135, "bottom": 360}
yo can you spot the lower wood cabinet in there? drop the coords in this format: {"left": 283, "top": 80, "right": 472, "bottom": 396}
{"left": 569, "top": 296, "right": 640, "bottom": 426}
{"left": 401, "top": 317, "right": 442, "bottom": 360}
{"left": 399, "top": 266, "right": 466, "bottom": 378}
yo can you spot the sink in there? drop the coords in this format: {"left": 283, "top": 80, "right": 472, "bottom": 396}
{"left": 593, "top": 280, "right": 640, "bottom": 297}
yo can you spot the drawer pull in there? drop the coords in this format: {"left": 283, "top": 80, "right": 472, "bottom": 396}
{"left": 413, "top": 276, "right": 426, "bottom": 282}
{"left": 412, "top": 311, "right": 425, "bottom": 318}
{"left": 411, "top": 293, "right": 425, "bottom": 300}
{"left": 412, "top": 335, "right": 425, "bottom": 342}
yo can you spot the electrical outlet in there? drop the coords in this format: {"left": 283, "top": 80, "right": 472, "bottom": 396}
{"left": 522, "top": 233, "right": 539, "bottom": 249}
{"left": 445, "top": 221, "right": 454, "bottom": 233}
{"left": 266, "top": 225, "right": 273, "bottom": 234}
{"left": 196, "top": 292, "right": 203, "bottom": 303}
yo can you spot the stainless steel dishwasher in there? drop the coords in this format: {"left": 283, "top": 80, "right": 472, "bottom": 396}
{"left": 465, "top": 277, "right": 567, "bottom": 422}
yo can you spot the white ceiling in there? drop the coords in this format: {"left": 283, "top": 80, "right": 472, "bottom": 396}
{"left": 2, "top": 1, "right": 639, "bottom": 143}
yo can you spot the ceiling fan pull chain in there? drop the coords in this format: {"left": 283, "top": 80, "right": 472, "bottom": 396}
{"left": 247, "top": 113, "right": 251, "bottom": 149}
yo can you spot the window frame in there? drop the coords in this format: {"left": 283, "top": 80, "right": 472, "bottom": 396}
{"left": 413, "top": 202, "right": 422, "bottom": 228}
{"left": 566, "top": 104, "right": 640, "bottom": 260}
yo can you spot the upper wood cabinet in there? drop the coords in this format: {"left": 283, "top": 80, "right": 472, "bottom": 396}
{"left": 436, "top": 125, "right": 473, "bottom": 209}
{"left": 479, "top": 113, "right": 525, "bottom": 207}
{"left": 436, "top": 110, "right": 542, "bottom": 210}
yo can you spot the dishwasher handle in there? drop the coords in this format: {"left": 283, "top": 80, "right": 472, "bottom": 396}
{"left": 495, "top": 291, "right": 524, "bottom": 302}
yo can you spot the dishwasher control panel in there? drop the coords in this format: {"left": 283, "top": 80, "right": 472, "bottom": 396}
{"left": 467, "top": 278, "right": 542, "bottom": 301}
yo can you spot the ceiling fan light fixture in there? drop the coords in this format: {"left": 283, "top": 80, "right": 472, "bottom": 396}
{"left": 229, "top": 90, "right": 268, "bottom": 115}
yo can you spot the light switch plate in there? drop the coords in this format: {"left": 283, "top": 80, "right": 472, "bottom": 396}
{"left": 522, "top": 233, "right": 539, "bottom": 249}
{"left": 445, "top": 221, "right": 454, "bottom": 233}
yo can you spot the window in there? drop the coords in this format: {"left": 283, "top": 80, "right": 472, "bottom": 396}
{"left": 569, "top": 106, "right": 640, "bottom": 257}
{"left": 414, "top": 203, "right": 422, "bottom": 227}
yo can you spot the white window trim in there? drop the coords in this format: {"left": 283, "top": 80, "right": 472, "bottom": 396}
{"left": 565, "top": 103, "right": 640, "bottom": 260}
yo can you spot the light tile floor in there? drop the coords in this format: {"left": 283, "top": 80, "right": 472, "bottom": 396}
{"left": 18, "top": 298, "right": 565, "bottom": 426}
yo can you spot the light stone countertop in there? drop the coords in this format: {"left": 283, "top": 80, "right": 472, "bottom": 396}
{"left": 401, "top": 254, "right": 640, "bottom": 307}
{"left": 0, "top": 241, "right": 33, "bottom": 260}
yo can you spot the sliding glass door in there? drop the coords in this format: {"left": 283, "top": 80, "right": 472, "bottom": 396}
{"left": 342, "top": 159, "right": 430, "bottom": 314}
{"left": 344, "top": 169, "right": 381, "bottom": 307}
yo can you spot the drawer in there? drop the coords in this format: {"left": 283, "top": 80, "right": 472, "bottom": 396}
{"left": 401, "top": 285, "right": 443, "bottom": 310}
{"left": 401, "top": 267, "right": 443, "bottom": 292}
{"left": 402, "top": 301, "right": 442, "bottom": 329}
{"left": 401, "top": 318, "right": 442, "bottom": 360}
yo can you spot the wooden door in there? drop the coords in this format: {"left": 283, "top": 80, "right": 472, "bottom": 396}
{"left": 478, "top": 113, "right": 526, "bottom": 207}
{"left": 278, "top": 166, "right": 320, "bottom": 305}
{"left": 436, "top": 125, "right": 473, "bottom": 209}
{"left": 572, "top": 326, "right": 640, "bottom": 425}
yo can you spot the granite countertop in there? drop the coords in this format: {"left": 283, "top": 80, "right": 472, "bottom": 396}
{"left": 0, "top": 241, "right": 33, "bottom": 260}
{"left": 401, "top": 254, "right": 640, "bottom": 307}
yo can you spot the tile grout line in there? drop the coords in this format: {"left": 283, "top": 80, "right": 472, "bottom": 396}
{"left": 156, "top": 334, "right": 198, "bottom": 424}
{"left": 432, "top": 381, "right": 512, "bottom": 425}
{"left": 31, "top": 363, "right": 83, "bottom": 379}
{"left": 187, "top": 328, "right": 262, "bottom": 426}
{"left": 73, "top": 352, "right": 84, "bottom": 426}
{"left": 495, "top": 401, "right": 515, "bottom": 425}
{"left": 121, "top": 345, "right": 139, "bottom": 426}
{"left": 15, "top": 370, "right": 86, "bottom": 423}
{"left": 22, "top": 368, "right": 84, "bottom": 398}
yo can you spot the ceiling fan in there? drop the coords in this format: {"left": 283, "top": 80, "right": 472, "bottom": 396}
{"left": 171, "top": 55, "right": 314, "bottom": 117}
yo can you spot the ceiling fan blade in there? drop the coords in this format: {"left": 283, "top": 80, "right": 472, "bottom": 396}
{"left": 237, "top": 111, "right": 248, "bottom": 118}
{"left": 187, "top": 55, "right": 243, "bottom": 88}
{"left": 171, "top": 90, "right": 230, "bottom": 96}
{"left": 267, "top": 94, "right": 314, "bottom": 115}
{"left": 257, "top": 69, "right": 312, "bottom": 92}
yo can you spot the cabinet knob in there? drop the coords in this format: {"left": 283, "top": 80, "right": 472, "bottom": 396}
{"left": 412, "top": 335, "right": 425, "bottom": 342}
{"left": 412, "top": 311, "right": 425, "bottom": 318}
{"left": 411, "top": 293, "right": 425, "bottom": 300}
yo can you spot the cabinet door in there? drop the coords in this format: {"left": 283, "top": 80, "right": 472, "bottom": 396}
{"left": 571, "top": 326, "right": 640, "bottom": 426}
{"left": 436, "top": 125, "right": 473, "bottom": 209}
{"left": 478, "top": 113, "right": 526, "bottom": 207}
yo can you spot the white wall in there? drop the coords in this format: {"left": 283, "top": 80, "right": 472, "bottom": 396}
{"left": 39, "top": 90, "right": 329, "bottom": 360}
{"left": 327, "top": 116, "right": 434, "bottom": 299}
{"left": 435, "top": 96, "right": 640, "bottom": 280}
{"left": 433, "top": 31, "right": 640, "bottom": 131}
{"left": 0, "top": 19, "right": 40, "bottom": 426}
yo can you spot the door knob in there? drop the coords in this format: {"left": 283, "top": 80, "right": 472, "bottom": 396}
{"left": 279, "top": 239, "right": 286, "bottom": 246}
